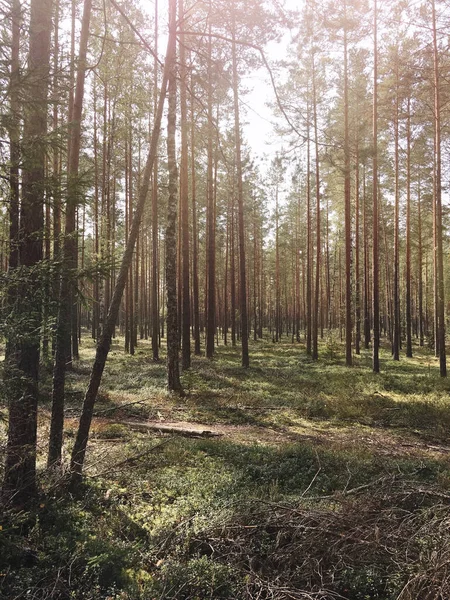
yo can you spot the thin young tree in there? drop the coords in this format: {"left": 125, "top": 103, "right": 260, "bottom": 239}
{"left": 392, "top": 51, "right": 400, "bottom": 361}
{"left": 179, "top": 0, "right": 191, "bottom": 369}
{"left": 343, "top": 0, "right": 352, "bottom": 366}
{"left": 312, "top": 38, "right": 321, "bottom": 361}
{"left": 151, "top": 0, "right": 160, "bottom": 362}
{"left": 431, "top": 0, "right": 446, "bottom": 377}
{"left": 205, "top": 7, "right": 216, "bottom": 359}
{"left": 231, "top": 3, "right": 249, "bottom": 367}
{"left": 405, "top": 95, "right": 412, "bottom": 358}
{"left": 190, "top": 81, "right": 201, "bottom": 355}
{"left": 372, "top": 0, "right": 380, "bottom": 373}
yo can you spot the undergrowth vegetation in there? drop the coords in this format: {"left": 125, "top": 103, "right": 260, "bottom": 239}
{"left": 1, "top": 334, "right": 450, "bottom": 599}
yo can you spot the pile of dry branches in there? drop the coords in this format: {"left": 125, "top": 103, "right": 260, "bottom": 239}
{"left": 189, "top": 478, "right": 450, "bottom": 600}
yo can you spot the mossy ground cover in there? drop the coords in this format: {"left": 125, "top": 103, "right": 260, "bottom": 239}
{"left": 1, "top": 334, "right": 450, "bottom": 599}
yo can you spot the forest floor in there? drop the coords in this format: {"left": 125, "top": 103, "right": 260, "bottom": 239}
{"left": 2, "top": 333, "right": 450, "bottom": 599}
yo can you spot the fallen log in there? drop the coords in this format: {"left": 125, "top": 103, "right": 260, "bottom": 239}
{"left": 121, "top": 420, "right": 223, "bottom": 438}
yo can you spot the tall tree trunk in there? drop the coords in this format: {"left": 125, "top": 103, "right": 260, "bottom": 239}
{"left": 372, "top": 0, "right": 380, "bottom": 373}
{"left": 224, "top": 192, "right": 230, "bottom": 345}
{"left": 418, "top": 175, "right": 424, "bottom": 347}
{"left": 306, "top": 101, "right": 312, "bottom": 356}
{"left": 275, "top": 183, "right": 280, "bottom": 342}
{"left": 8, "top": 0, "right": 20, "bottom": 279}
{"left": 205, "top": 10, "right": 215, "bottom": 359}
{"left": 253, "top": 200, "right": 258, "bottom": 341}
{"left": 355, "top": 141, "right": 361, "bottom": 355}
{"left": 431, "top": 0, "right": 446, "bottom": 377}
{"left": 165, "top": 0, "right": 183, "bottom": 391}
{"left": 405, "top": 97, "right": 412, "bottom": 358}
{"left": 393, "top": 57, "right": 400, "bottom": 361}
{"left": 363, "top": 166, "right": 371, "bottom": 349}
{"left": 344, "top": 1, "right": 352, "bottom": 367}
{"left": 312, "top": 51, "right": 320, "bottom": 361}
{"left": 179, "top": 0, "right": 190, "bottom": 369}
{"left": 151, "top": 0, "right": 160, "bottom": 361}
{"left": 3, "top": 0, "right": 52, "bottom": 505}
{"left": 52, "top": 0, "right": 61, "bottom": 345}
{"left": 48, "top": 0, "right": 93, "bottom": 467}
{"left": 295, "top": 190, "right": 301, "bottom": 341}
{"left": 232, "top": 7, "right": 249, "bottom": 367}
{"left": 230, "top": 193, "right": 236, "bottom": 347}
{"left": 93, "top": 79, "right": 100, "bottom": 340}
{"left": 190, "top": 86, "right": 201, "bottom": 355}
{"left": 5, "top": 0, "right": 21, "bottom": 364}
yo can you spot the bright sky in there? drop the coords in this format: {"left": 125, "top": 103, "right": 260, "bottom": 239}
{"left": 240, "top": 2, "right": 300, "bottom": 168}
{"left": 136, "top": 0, "right": 300, "bottom": 171}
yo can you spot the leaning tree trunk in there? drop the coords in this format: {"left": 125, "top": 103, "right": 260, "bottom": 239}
{"left": 69, "top": 11, "right": 176, "bottom": 486}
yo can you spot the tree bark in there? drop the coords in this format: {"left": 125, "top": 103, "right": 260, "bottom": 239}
{"left": 179, "top": 0, "right": 191, "bottom": 369}
{"left": 151, "top": 0, "right": 160, "bottom": 362}
{"left": 417, "top": 175, "right": 424, "bottom": 347}
{"left": 306, "top": 100, "right": 312, "bottom": 356}
{"left": 3, "top": 0, "right": 52, "bottom": 505}
{"left": 344, "top": 1, "right": 352, "bottom": 367}
{"left": 372, "top": 0, "right": 380, "bottom": 373}
{"left": 405, "top": 97, "right": 412, "bottom": 358}
{"left": 355, "top": 141, "right": 361, "bottom": 355}
{"left": 232, "top": 7, "right": 249, "bottom": 367}
{"left": 312, "top": 50, "right": 321, "bottom": 361}
{"left": 431, "top": 0, "right": 446, "bottom": 377}
{"left": 190, "top": 86, "right": 201, "bottom": 355}
{"left": 165, "top": 0, "right": 183, "bottom": 392}
{"left": 393, "top": 56, "right": 400, "bottom": 361}
{"left": 205, "top": 9, "right": 216, "bottom": 359}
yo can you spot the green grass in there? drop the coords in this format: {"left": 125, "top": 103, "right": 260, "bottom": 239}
{"left": 1, "top": 332, "right": 450, "bottom": 599}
